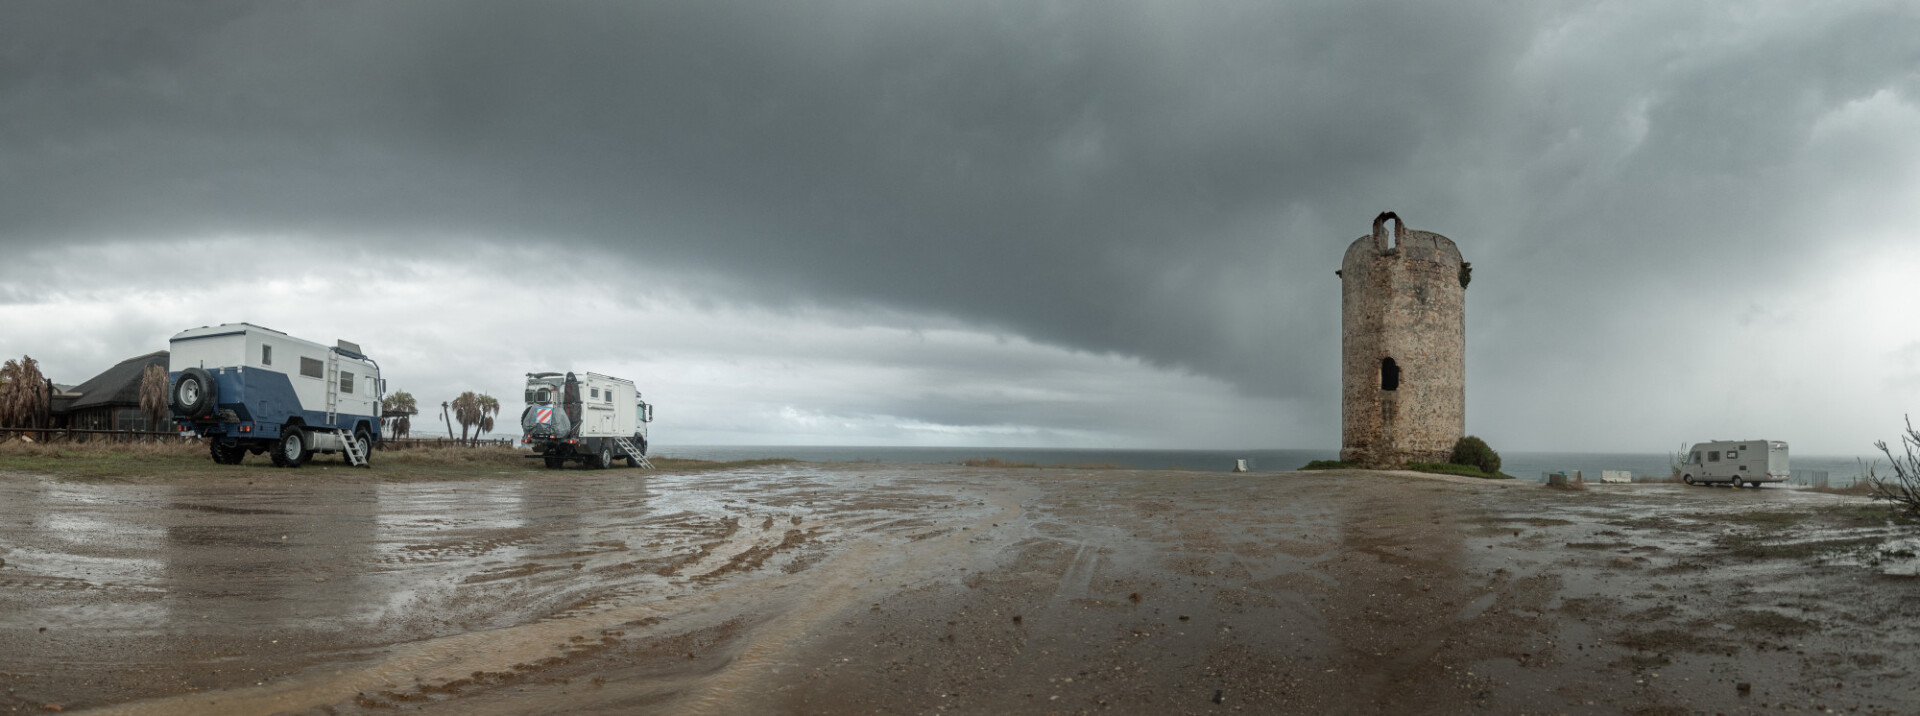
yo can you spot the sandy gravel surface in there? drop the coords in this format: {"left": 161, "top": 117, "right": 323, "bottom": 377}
{"left": 1, "top": 464, "right": 1917, "bottom": 715}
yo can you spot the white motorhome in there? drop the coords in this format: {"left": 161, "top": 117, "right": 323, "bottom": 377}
{"left": 519, "top": 371, "right": 653, "bottom": 469}
{"left": 1678, "top": 440, "right": 1789, "bottom": 488}
{"left": 168, "top": 323, "right": 385, "bottom": 468}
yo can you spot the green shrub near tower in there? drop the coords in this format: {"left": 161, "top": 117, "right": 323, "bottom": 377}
{"left": 1449, "top": 435, "right": 1501, "bottom": 476}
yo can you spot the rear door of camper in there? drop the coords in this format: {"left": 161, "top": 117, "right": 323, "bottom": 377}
{"left": 1766, "top": 441, "right": 1790, "bottom": 479}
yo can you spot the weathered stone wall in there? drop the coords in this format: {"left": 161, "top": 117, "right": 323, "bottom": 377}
{"left": 1339, "top": 213, "right": 1465, "bottom": 467}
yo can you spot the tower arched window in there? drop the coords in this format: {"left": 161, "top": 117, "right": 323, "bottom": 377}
{"left": 1381, "top": 357, "right": 1400, "bottom": 391}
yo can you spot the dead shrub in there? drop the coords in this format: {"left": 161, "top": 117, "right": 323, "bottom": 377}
{"left": 1867, "top": 416, "right": 1920, "bottom": 517}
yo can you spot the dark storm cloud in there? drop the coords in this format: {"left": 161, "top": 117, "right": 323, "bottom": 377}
{"left": 4, "top": 0, "right": 1918, "bottom": 445}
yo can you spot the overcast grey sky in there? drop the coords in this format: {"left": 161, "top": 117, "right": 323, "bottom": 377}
{"left": 3, "top": 1, "right": 1917, "bottom": 453}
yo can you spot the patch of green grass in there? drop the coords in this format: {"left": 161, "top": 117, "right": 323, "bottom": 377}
{"left": 1403, "top": 461, "right": 1515, "bottom": 480}
{"left": 1714, "top": 533, "right": 1884, "bottom": 560}
{"left": 1616, "top": 628, "right": 1727, "bottom": 654}
{"left": 1724, "top": 510, "right": 1811, "bottom": 528}
{"left": 1725, "top": 610, "right": 1817, "bottom": 636}
{"left": 1298, "top": 460, "right": 1355, "bottom": 470}
{"left": 1820, "top": 503, "right": 1920, "bottom": 527}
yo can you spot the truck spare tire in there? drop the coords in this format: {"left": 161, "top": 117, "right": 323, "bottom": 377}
{"left": 173, "top": 367, "right": 217, "bottom": 419}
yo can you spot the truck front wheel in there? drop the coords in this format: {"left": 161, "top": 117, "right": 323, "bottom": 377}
{"left": 353, "top": 429, "right": 373, "bottom": 468}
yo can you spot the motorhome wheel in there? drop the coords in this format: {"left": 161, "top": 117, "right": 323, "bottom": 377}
{"left": 209, "top": 441, "right": 244, "bottom": 465}
{"left": 353, "top": 429, "right": 372, "bottom": 467}
{"left": 1682, "top": 475, "right": 1694, "bottom": 486}
{"left": 273, "top": 430, "right": 307, "bottom": 468}
{"left": 597, "top": 446, "right": 613, "bottom": 470}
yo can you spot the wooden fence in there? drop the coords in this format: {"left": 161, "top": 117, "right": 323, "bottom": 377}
{"left": 0, "top": 426, "right": 182, "bottom": 443}
{"left": 376, "top": 437, "right": 518, "bottom": 450}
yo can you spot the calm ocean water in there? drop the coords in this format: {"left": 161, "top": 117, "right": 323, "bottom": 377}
{"left": 654, "top": 445, "right": 1890, "bottom": 485}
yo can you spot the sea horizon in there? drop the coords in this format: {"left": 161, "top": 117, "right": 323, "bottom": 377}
{"left": 651, "top": 444, "right": 1893, "bottom": 485}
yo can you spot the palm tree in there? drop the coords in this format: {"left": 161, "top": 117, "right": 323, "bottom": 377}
{"left": 441, "top": 401, "right": 454, "bottom": 442}
{"left": 381, "top": 391, "right": 418, "bottom": 439}
{"left": 451, "top": 392, "right": 480, "bottom": 444}
{"left": 0, "top": 357, "right": 51, "bottom": 438}
{"left": 449, "top": 392, "right": 503, "bottom": 446}
{"left": 474, "top": 394, "right": 500, "bottom": 445}
{"left": 138, "top": 364, "right": 169, "bottom": 436}
{"left": 0, "top": 356, "right": 51, "bottom": 433}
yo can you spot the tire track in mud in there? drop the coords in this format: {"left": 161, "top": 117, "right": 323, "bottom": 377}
{"left": 81, "top": 483, "right": 1025, "bottom": 716}
{"left": 668, "top": 485, "right": 1026, "bottom": 716}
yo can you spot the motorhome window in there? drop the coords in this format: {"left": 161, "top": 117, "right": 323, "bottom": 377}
{"left": 591, "top": 388, "right": 600, "bottom": 399}
{"left": 1709, "top": 451, "right": 1720, "bottom": 462}
{"left": 300, "top": 357, "right": 324, "bottom": 378}
{"left": 340, "top": 372, "right": 354, "bottom": 394}
{"left": 262, "top": 345, "right": 272, "bottom": 366}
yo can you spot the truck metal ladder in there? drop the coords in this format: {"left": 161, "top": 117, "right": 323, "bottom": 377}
{"left": 323, "top": 353, "right": 340, "bottom": 427}
{"left": 340, "top": 430, "right": 369, "bottom": 469}
{"left": 614, "top": 437, "right": 653, "bottom": 469}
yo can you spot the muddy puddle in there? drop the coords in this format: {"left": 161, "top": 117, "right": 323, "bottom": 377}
{"left": 2, "top": 466, "right": 1916, "bottom": 714}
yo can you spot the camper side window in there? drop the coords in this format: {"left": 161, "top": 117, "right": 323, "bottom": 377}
{"left": 262, "top": 345, "right": 272, "bottom": 366}
{"left": 591, "top": 388, "right": 600, "bottom": 399}
{"left": 1709, "top": 451, "right": 1720, "bottom": 462}
{"left": 300, "top": 357, "right": 324, "bottom": 379}
{"left": 340, "top": 372, "right": 354, "bottom": 394}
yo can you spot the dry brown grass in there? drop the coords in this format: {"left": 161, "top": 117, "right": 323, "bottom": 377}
{"left": 0, "top": 437, "right": 203, "bottom": 458}
{"left": 376, "top": 444, "right": 531, "bottom": 467}
{"left": 958, "top": 457, "right": 1134, "bottom": 470}
{"left": 0, "top": 436, "right": 797, "bottom": 481}
{"left": 1810, "top": 481, "right": 1876, "bottom": 496}
{"left": 959, "top": 457, "right": 1040, "bottom": 468}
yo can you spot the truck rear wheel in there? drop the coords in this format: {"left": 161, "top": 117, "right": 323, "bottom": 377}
{"left": 544, "top": 456, "right": 565, "bottom": 469}
{"left": 594, "top": 445, "right": 613, "bottom": 470}
{"left": 209, "top": 441, "right": 244, "bottom": 465}
{"left": 272, "top": 430, "right": 308, "bottom": 468}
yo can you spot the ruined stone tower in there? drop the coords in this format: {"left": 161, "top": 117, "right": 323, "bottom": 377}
{"left": 1339, "top": 212, "right": 1467, "bottom": 467}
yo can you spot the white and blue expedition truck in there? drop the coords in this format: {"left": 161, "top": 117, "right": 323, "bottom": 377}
{"left": 169, "top": 323, "right": 385, "bottom": 468}
{"left": 520, "top": 371, "right": 653, "bottom": 469}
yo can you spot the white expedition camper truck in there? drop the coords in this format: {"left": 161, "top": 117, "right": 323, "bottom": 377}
{"left": 1678, "top": 440, "right": 1789, "bottom": 488}
{"left": 169, "top": 323, "right": 384, "bottom": 468}
{"left": 520, "top": 372, "right": 653, "bottom": 469}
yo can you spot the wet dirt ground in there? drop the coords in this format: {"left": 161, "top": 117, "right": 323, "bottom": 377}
{"left": 2, "top": 464, "right": 1917, "bottom": 715}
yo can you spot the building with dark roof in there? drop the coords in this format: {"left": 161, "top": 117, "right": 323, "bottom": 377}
{"left": 55, "top": 351, "right": 170, "bottom": 431}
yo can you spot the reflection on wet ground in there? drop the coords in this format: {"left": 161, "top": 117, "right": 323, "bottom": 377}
{"left": 0, "top": 464, "right": 1002, "bottom": 712}
{"left": 2, "top": 466, "right": 1917, "bottom": 714}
